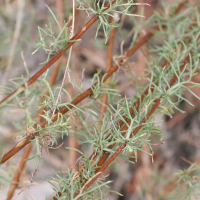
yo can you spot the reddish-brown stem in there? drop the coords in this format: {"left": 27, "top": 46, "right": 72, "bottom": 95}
{"left": 74, "top": 143, "right": 126, "bottom": 198}
{"left": 91, "top": 19, "right": 197, "bottom": 169}
{"left": 0, "top": 63, "right": 119, "bottom": 164}
{"left": 125, "top": 0, "right": 187, "bottom": 58}
{"left": 6, "top": 144, "right": 32, "bottom": 200}
{"left": 99, "top": 17, "right": 116, "bottom": 126}
{"left": 0, "top": 134, "right": 34, "bottom": 164}
{"left": 0, "top": 0, "right": 185, "bottom": 108}
{"left": 0, "top": 0, "right": 187, "bottom": 165}
{"left": 88, "top": 59, "right": 168, "bottom": 169}
{"left": 74, "top": 97, "right": 161, "bottom": 198}
{"left": 52, "top": 2, "right": 189, "bottom": 199}
{"left": 6, "top": 2, "right": 65, "bottom": 195}
{"left": 0, "top": 15, "right": 98, "bottom": 106}
{"left": 0, "top": 1, "right": 116, "bottom": 165}
{"left": 6, "top": 58, "right": 63, "bottom": 199}
{"left": 0, "top": 27, "right": 174, "bottom": 165}
{"left": 0, "top": 36, "right": 145, "bottom": 164}
{"left": 94, "top": 54, "right": 190, "bottom": 171}
{"left": 0, "top": 1, "right": 117, "bottom": 107}
{"left": 74, "top": 54, "right": 191, "bottom": 197}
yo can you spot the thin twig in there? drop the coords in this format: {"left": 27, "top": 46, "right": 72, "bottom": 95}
{"left": 6, "top": 144, "right": 32, "bottom": 200}
{"left": 0, "top": 0, "right": 117, "bottom": 108}
{"left": 52, "top": 0, "right": 76, "bottom": 116}
{"left": 0, "top": 0, "right": 185, "bottom": 107}
{"left": 6, "top": 2, "right": 66, "bottom": 196}
{"left": 74, "top": 54, "right": 191, "bottom": 198}
{"left": 0, "top": 30, "right": 176, "bottom": 165}
{"left": 51, "top": 1, "right": 189, "bottom": 199}
{"left": 94, "top": 54, "right": 191, "bottom": 172}
{"left": 0, "top": 0, "right": 187, "bottom": 165}
{"left": 99, "top": 16, "right": 116, "bottom": 126}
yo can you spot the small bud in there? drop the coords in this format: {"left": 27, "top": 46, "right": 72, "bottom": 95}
{"left": 127, "top": 145, "right": 133, "bottom": 153}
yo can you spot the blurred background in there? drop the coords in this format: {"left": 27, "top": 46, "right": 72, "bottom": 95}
{"left": 0, "top": 0, "right": 200, "bottom": 199}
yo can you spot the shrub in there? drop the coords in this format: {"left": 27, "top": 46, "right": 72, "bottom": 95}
{"left": 0, "top": 0, "right": 200, "bottom": 199}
